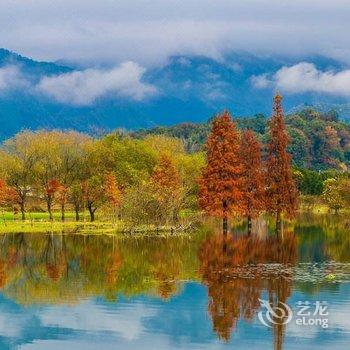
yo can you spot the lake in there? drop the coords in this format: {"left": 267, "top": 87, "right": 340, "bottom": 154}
{"left": 0, "top": 213, "right": 349, "bottom": 349}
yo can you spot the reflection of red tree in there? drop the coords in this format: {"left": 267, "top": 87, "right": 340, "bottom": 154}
{"left": 155, "top": 273, "right": 177, "bottom": 300}
{"left": 199, "top": 233, "right": 297, "bottom": 343}
{"left": 45, "top": 252, "right": 67, "bottom": 281}
{"left": 153, "top": 248, "right": 180, "bottom": 300}
{"left": 106, "top": 251, "right": 122, "bottom": 286}
{"left": 0, "top": 260, "right": 7, "bottom": 288}
{"left": 7, "top": 247, "right": 19, "bottom": 269}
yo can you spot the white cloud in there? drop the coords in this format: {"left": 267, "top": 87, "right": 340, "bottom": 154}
{"left": 36, "top": 62, "right": 157, "bottom": 105}
{"left": 250, "top": 74, "right": 271, "bottom": 89}
{"left": 0, "top": 312, "right": 27, "bottom": 338}
{"left": 252, "top": 62, "right": 350, "bottom": 96}
{"left": 38, "top": 300, "right": 155, "bottom": 340}
{"left": 0, "top": 1, "right": 350, "bottom": 65}
{"left": 0, "top": 65, "right": 29, "bottom": 91}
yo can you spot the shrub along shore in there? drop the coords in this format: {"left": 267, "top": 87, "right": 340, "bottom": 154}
{"left": 0, "top": 94, "right": 347, "bottom": 235}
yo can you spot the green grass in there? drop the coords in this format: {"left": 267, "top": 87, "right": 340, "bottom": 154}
{"left": 0, "top": 210, "right": 121, "bottom": 234}
{"left": 0, "top": 211, "right": 194, "bottom": 235}
{"left": 0, "top": 211, "right": 77, "bottom": 221}
{"left": 0, "top": 220, "right": 125, "bottom": 234}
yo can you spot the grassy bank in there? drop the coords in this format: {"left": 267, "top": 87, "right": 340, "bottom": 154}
{"left": 0, "top": 200, "right": 338, "bottom": 235}
{"left": 0, "top": 220, "right": 122, "bottom": 234}
{"left": 0, "top": 211, "right": 196, "bottom": 235}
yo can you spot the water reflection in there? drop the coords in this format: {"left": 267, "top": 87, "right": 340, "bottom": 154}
{"left": 199, "top": 232, "right": 297, "bottom": 348}
{"left": 0, "top": 214, "right": 349, "bottom": 349}
{"left": 0, "top": 233, "right": 200, "bottom": 305}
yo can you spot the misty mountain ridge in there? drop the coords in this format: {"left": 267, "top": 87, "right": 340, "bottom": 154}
{"left": 0, "top": 48, "right": 350, "bottom": 140}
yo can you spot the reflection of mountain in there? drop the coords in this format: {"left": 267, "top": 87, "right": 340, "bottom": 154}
{"left": 198, "top": 233, "right": 298, "bottom": 347}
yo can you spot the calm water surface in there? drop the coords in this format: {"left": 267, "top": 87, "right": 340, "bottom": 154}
{"left": 0, "top": 213, "right": 349, "bottom": 350}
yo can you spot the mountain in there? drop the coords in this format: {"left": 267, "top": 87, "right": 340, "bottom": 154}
{"left": 0, "top": 48, "right": 350, "bottom": 139}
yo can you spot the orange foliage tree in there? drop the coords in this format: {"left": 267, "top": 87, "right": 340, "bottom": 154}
{"left": 199, "top": 111, "right": 242, "bottom": 235}
{"left": 57, "top": 184, "right": 68, "bottom": 222}
{"left": 0, "top": 180, "right": 7, "bottom": 207}
{"left": 44, "top": 178, "right": 61, "bottom": 220}
{"left": 104, "top": 172, "right": 122, "bottom": 218}
{"left": 266, "top": 94, "right": 298, "bottom": 234}
{"left": 0, "top": 179, "right": 18, "bottom": 219}
{"left": 151, "top": 154, "right": 182, "bottom": 225}
{"left": 239, "top": 130, "right": 266, "bottom": 235}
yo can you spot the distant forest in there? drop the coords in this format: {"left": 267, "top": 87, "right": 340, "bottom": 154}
{"left": 134, "top": 109, "right": 350, "bottom": 171}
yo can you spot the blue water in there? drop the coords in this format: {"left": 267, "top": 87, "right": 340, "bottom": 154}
{"left": 0, "top": 214, "right": 349, "bottom": 350}
{"left": 0, "top": 282, "right": 349, "bottom": 349}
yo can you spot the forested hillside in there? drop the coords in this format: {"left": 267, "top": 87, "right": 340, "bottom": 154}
{"left": 2, "top": 48, "right": 350, "bottom": 140}
{"left": 134, "top": 109, "right": 350, "bottom": 171}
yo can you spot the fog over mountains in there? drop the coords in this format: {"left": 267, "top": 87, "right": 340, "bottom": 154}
{"left": 1, "top": 48, "right": 350, "bottom": 139}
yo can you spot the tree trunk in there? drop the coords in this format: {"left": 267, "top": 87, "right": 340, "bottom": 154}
{"left": 247, "top": 215, "right": 252, "bottom": 236}
{"left": 75, "top": 206, "right": 80, "bottom": 221}
{"left": 61, "top": 203, "right": 65, "bottom": 222}
{"left": 88, "top": 204, "right": 95, "bottom": 222}
{"left": 47, "top": 200, "right": 53, "bottom": 221}
{"left": 222, "top": 200, "right": 228, "bottom": 236}
{"left": 20, "top": 199, "right": 26, "bottom": 221}
{"left": 223, "top": 215, "right": 228, "bottom": 236}
{"left": 275, "top": 210, "right": 282, "bottom": 237}
{"left": 222, "top": 214, "right": 228, "bottom": 237}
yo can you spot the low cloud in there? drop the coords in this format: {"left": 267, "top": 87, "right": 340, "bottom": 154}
{"left": 0, "top": 65, "right": 29, "bottom": 91}
{"left": 252, "top": 62, "right": 350, "bottom": 96}
{"left": 2, "top": 1, "right": 350, "bottom": 66}
{"left": 36, "top": 62, "right": 157, "bottom": 105}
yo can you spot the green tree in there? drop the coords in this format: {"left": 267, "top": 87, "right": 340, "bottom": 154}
{"left": 0, "top": 132, "right": 39, "bottom": 220}
{"left": 322, "top": 177, "right": 350, "bottom": 212}
{"left": 82, "top": 175, "right": 106, "bottom": 222}
{"left": 322, "top": 178, "right": 343, "bottom": 212}
{"left": 70, "top": 181, "right": 84, "bottom": 221}
{"left": 98, "top": 135, "right": 157, "bottom": 186}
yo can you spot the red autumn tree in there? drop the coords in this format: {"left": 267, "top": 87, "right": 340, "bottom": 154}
{"left": 44, "top": 178, "right": 61, "bottom": 220}
{"left": 105, "top": 172, "right": 122, "bottom": 216}
{"left": 0, "top": 180, "right": 18, "bottom": 219}
{"left": 199, "top": 111, "right": 242, "bottom": 235}
{"left": 0, "top": 179, "right": 12, "bottom": 206}
{"left": 0, "top": 180, "right": 7, "bottom": 206}
{"left": 57, "top": 184, "right": 68, "bottom": 222}
{"left": 266, "top": 93, "right": 298, "bottom": 234}
{"left": 151, "top": 154, "right": 182, "bottom": 225}
{"left": 239, "top": 130, "right": 265, "bottom": 235}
